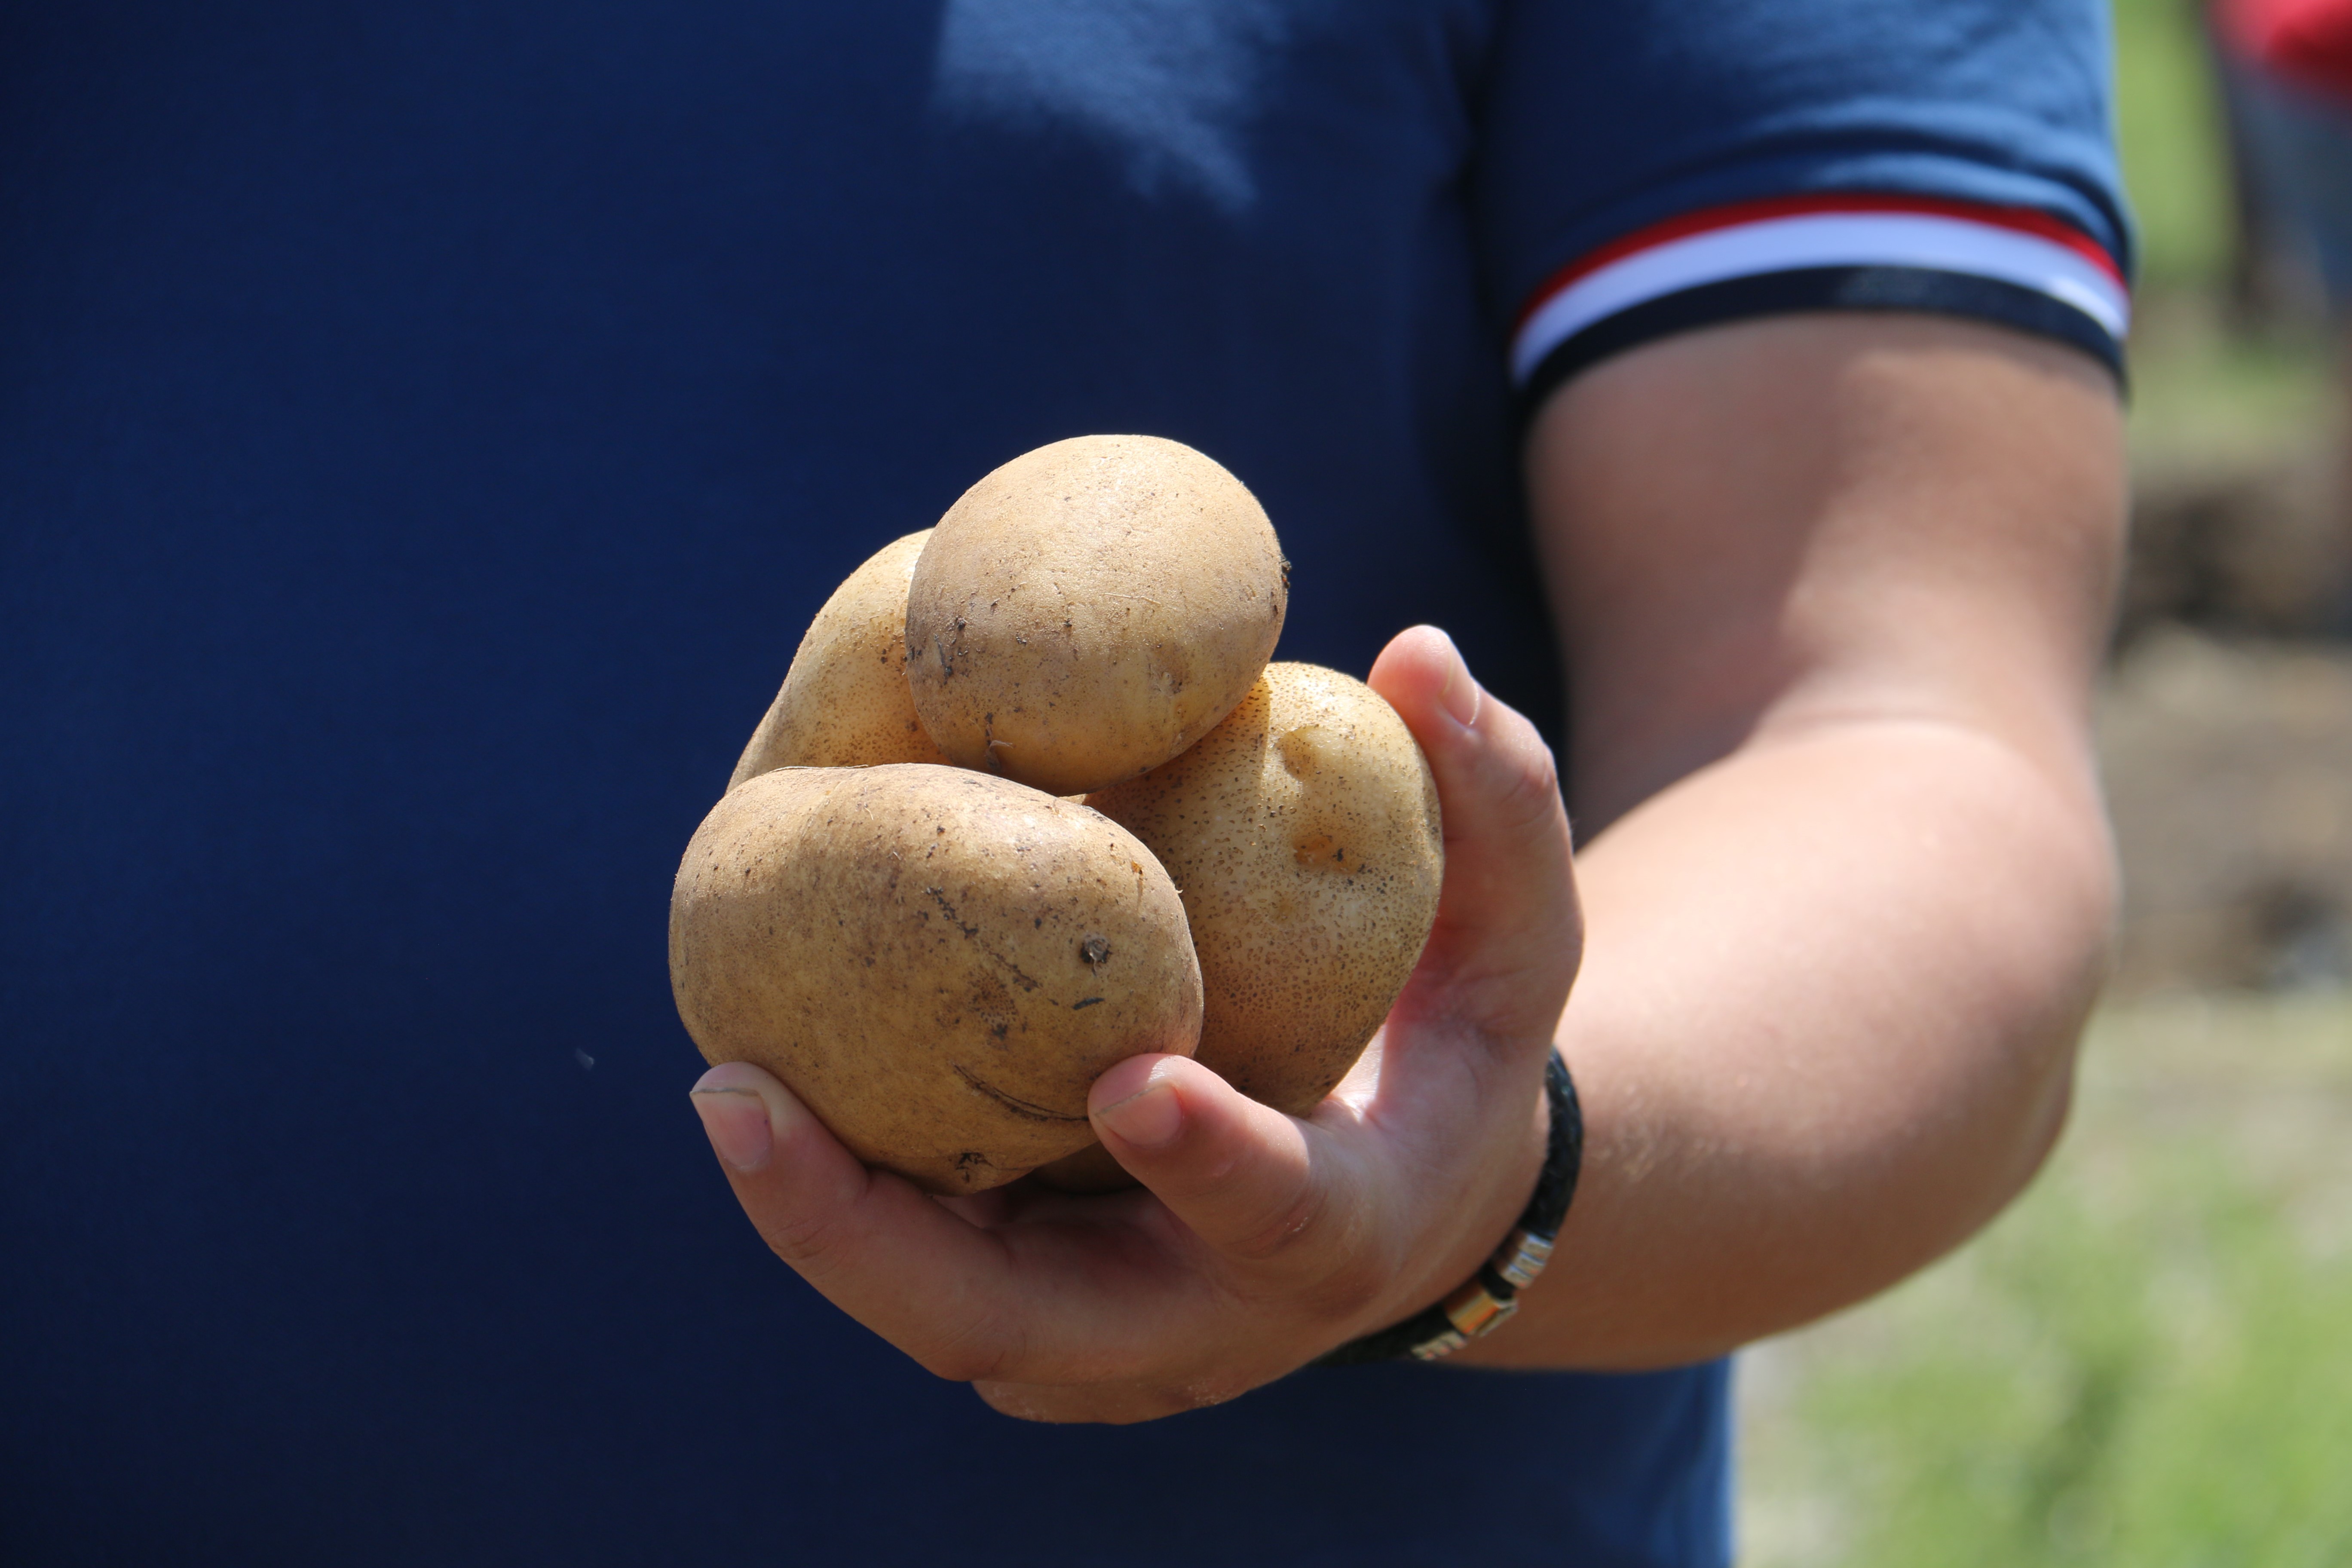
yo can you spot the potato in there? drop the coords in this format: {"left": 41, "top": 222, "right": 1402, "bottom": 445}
{"left": 905, "top": 435, "right": 1287, "bottom": 797}
{"left": 1085, "top": 663, "right": 1442, "bottom": 1116}
{"left": 729, "top": 531, "right": 949, "bottom": 789}
{"left": 669, "top": 764, "right": 1203, "bottom": 1193}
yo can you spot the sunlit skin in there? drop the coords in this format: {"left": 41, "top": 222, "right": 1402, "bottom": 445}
{"left": 690, "top": 312, "right": 2126, "bottom": 1418}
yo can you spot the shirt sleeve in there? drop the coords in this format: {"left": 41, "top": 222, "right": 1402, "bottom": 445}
{"left": 1473, "top": 0, "right": 2134, "bottom": 409}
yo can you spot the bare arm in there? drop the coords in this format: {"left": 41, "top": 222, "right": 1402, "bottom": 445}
{"left": 1456, "top": 312, "right": 2125, "bottom": 1367}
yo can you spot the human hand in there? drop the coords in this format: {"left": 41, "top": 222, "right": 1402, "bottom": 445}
{"left": 688, "top": 625, "right": 1582, "bottom": 1423}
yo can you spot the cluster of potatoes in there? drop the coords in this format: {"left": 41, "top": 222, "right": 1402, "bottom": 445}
{"left": 669, "top": 435, "right": 1444, "bottom": 1194}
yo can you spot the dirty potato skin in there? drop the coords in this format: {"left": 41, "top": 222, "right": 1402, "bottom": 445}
{"left": 729, "top": 531, "right": 949, "bottom": 788}
{"left": 1085, "top": 664, "right": 1442, "bottom": 1117}
{"left": 670, "top": 765, "right": 1204, "bottom": 1193}
{"left": 905, "top": 435, "right": 1288, "bottom": 797}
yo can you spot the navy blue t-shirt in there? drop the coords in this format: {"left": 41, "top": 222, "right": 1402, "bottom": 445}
{"left": 2, "top": 3, "right": 2123, "bottom": 1563}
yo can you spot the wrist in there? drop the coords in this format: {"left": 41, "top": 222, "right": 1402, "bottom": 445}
{"left": 1316, "top": 1050, "right": 1581, "bottom": 1365}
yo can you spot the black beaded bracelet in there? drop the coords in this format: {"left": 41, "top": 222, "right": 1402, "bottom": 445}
{"left": 1315, "top": 1051, "right": 1582, "bottom": 1365}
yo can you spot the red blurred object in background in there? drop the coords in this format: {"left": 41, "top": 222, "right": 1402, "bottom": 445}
{"left": 2220, "top": 0, "right": 2352, "bottom": 101}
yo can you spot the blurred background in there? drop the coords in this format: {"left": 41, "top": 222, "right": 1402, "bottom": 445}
{"left": 1737, "top": 0, "right": 2352, "bottom": 1559}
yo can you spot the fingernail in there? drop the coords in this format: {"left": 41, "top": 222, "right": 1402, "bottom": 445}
{"left": 1093, "top": 1074, "right": 1185, "bottom": 1150}
{"left": 1437, "top": 635, "right": 1483, "bottom": 729}
{"left": 692, "top": 1087, "right": 775, "bottom": 1173}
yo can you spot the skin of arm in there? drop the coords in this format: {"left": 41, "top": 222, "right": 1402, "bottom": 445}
{"left": 1454, "top": 311, "right": 2125, "bottom": 1367}
{"left": 685, "top": 310, "right": 2124, "bottom": 1415}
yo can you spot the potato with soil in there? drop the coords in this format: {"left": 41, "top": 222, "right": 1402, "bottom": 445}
{"left": 670, "top": 764, "right": 1203, "bottom": 1193}
{"left": 905, "top": 435, "right": 1287, "bottom": 797}
{"left": 729, "top": 530, "right": 949, "bottom": 788}
{"left": 1086, "top": 663, "right": 1442, "bottom": 1116}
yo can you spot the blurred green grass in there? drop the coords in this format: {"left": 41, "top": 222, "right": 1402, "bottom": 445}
{"left": 2114, "top": 0, "right": 2234, "bottom": 289}
{"left": 2127, "top": 302, "right": 2338, "bottom": 483}
{"left": 1739, "top": 994, "right": 2352, "bottom": 1565}
{"left": 2112, "top": 0, "right": 2339, "bottom": 481}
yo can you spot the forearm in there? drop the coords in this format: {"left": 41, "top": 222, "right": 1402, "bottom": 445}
{"left": 1454, "top": 714, "right": 2113, "bottom": 1369}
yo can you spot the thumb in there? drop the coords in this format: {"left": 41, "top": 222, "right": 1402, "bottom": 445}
{"left": 1088, "top": 1054, "right": 1371, "bottom": 1277}
{"left": 1367, "top": 625, "right": 1582, "bottom": 1042}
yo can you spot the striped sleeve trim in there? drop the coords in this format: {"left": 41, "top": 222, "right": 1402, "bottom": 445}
{"left": 1510, "top": 195, "right": 2130, "bottom": 407}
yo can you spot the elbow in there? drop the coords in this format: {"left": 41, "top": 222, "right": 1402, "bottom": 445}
{"left": 1945, "top": 770, "right": 2118, "bottom": 1254}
